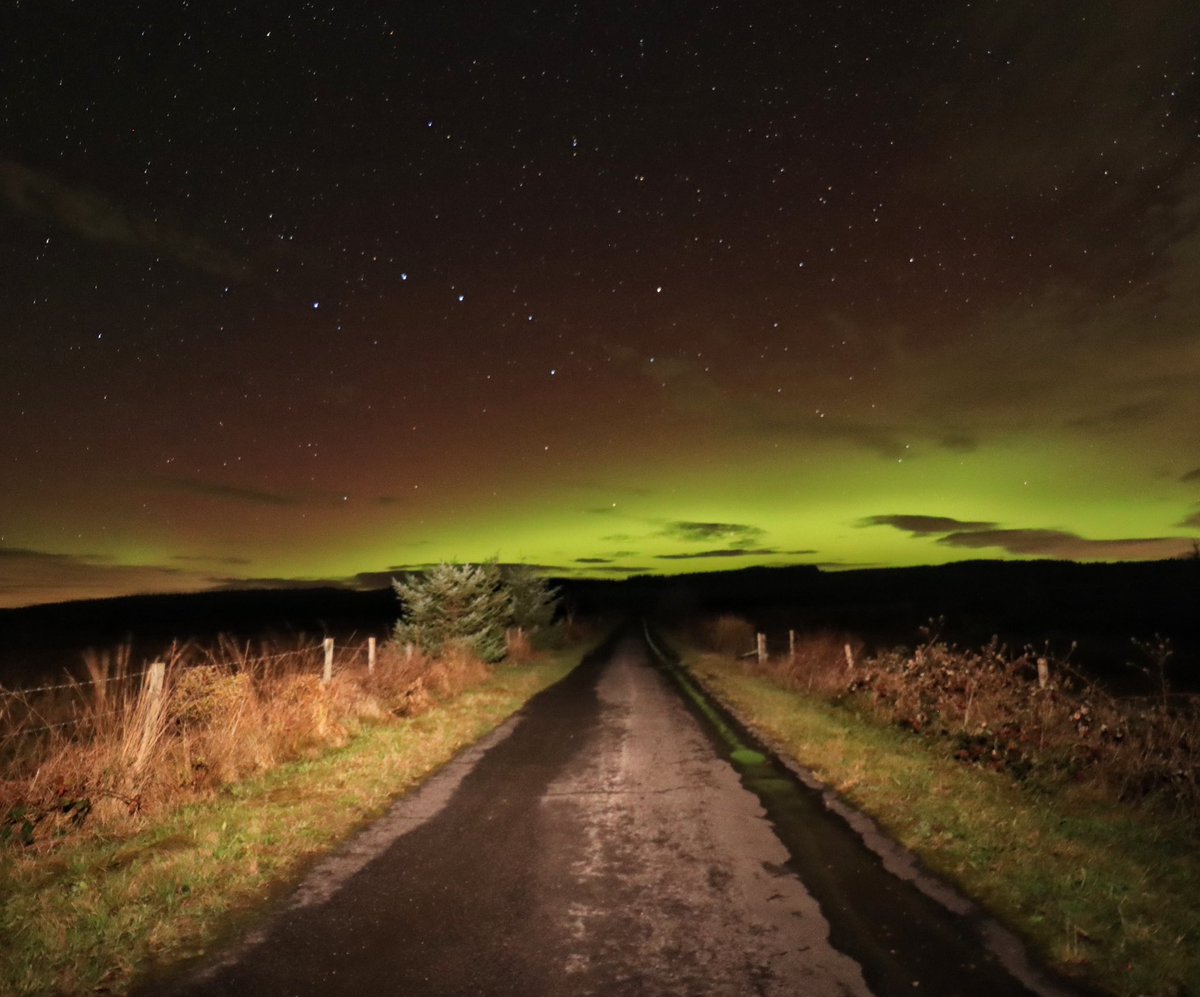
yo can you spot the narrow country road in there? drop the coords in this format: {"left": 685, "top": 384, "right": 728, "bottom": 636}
{"left": 162, "top": 628, "right": 1073, "bottom": 997}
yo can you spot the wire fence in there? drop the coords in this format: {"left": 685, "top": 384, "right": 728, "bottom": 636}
{"left": 0, "top": 638, "right": 381, "bottom": 743}
{"left": 0, "top": 670, "right": 154, "bottom": 699}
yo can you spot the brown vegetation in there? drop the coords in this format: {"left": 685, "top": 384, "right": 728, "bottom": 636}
{"left": 701, "top": 617, "right": 1200, "bottom": 818}
{"left": 700, "top": 614, "right": 758, "bottom": 656}
{"left": 1, "top": 637, "right": 491, "bottom": 848}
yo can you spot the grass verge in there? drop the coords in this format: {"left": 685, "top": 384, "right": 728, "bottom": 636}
{"left": 682, "top": 647, "right": 1199, "bottom": 997}
{"left": 0, "top": 650, "right": 579, "bottom": 996}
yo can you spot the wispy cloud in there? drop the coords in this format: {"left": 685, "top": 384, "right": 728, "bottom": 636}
{"left": 659, "top": 521, "right": 766, "bottom": 544}
{"left": 656, "top": 547, "right": 778, "bottom": 560}
{"left": 170, "top": 554, "right": 253, "bottom": 566}
{"left": 209, "top": 576, "right": 343, "bottom": 592}
{"left": 1065, "top": 400, "right": 1165, "bottom": 431}
{"left": 154, "top": 476, "right": 299, "bottom": 506}
{"left": 937, "top": 528, "right": 1192, "bottom": 561}
{"left": 0, "top": 547, "right": 114, "bottom": 565}
{"left": 859, "top": 514, "right": 999, "bottom": 536}
{"left": 0, "top": 159, "right": 247, "bottom": 279}
{"left": 863, "top": 513, "right": 1195, "bottom": 561}
{"left": 0, "top": 546, "right": 72, "bottom": 560}
{"left": 0, "top": 547, "right": 197, "bottom": 608}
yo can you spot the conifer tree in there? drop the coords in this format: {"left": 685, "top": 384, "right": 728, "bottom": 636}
{"left": 502, "top": 564, "right": 561, "bottom": 632}
{"left": 392, "top": 561, "right": 512, "bottom": 662}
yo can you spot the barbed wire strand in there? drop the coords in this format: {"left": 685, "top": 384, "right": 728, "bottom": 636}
{"left": 0, "top": 640, "right": 399, "bottom": 700}
{"left": 1, "top": 708, "right": 131, "bottom": 739}
{"left": 0, "top": 670, "right": 152, "bottom": 700}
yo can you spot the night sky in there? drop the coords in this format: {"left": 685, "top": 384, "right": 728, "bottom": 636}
{"left": 3, "top": 2, "right": 1199, "bottom": 608}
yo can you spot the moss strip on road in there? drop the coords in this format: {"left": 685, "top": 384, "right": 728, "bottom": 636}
{"left": 681, "top": 648, "right": 1199, "bottom": 997}
{"left": 0, "top": 652, "right": 579, "bottom": 997}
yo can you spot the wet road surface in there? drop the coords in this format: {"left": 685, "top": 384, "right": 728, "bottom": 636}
{"left": 163, "top": 629, "right": 1074, "bottom": 996}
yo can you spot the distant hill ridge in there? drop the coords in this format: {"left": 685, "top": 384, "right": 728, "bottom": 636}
{"left": 2, "top": 560, "right": 1196, "bottom": 689}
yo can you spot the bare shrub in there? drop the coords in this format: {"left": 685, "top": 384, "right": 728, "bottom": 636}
{"left": 832, "top": 626, "right": 1200, "bottom": 816}
{"left": 702, "top": 615, "right": 757, "bottom": 656}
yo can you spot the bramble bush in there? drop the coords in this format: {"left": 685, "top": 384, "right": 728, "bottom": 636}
{"left": 703, "top": 618, "right": 1200, "bottom": 817}
{"left": 842, "top": 625, "right": 1199, "bottom": 813}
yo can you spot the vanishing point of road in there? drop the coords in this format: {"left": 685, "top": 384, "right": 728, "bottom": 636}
{"left": 163, "top": 627, "right": 1080, "bottom": 997}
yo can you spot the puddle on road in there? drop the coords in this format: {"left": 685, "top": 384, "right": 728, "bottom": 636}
{"left": 653, "top": 641, "right": 1081, "bottom": 997}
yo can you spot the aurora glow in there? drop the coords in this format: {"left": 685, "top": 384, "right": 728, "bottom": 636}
{"left": 3, "top": 3, "right": 1199, "bottom": 608}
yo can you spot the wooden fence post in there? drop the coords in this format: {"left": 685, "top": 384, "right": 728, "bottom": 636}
{"left": 323, "top": 638, "right": 334, "bottom": 685}
{"left": 843, "top": 643, "right": 856, "bottom": 670}
{"left": 756, "top": 632, "right": 767, "bottom": 665}
{"left": 788, "top": 629, "right": 796, "bottom": 660}
{"left": 1037, "top": 657, "right": 1049, "bottom": 688}
{"left": 145, "top": 660, "right": 165, "bottom": 703}
{"left": 368, "top": 636, "right": 376, "bottom": 674}
{"left": 136, "top": 661, "right": 167, "bottom": 771}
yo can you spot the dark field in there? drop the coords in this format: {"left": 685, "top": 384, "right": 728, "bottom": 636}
{"left": 1, "top": 559, "right": 1197, "bottom": 694}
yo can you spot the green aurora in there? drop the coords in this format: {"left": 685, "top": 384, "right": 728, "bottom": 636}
{"left": 3, "top": 3, "right": 1199, "bottom": 607}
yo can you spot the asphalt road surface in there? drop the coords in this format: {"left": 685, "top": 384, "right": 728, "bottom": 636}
{"left": 163, "top": 629, "right": 1076, "bottom": 996}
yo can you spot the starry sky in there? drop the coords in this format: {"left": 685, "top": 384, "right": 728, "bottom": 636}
{"left": 3, "top": 2, "right": 1200, "bottom": 608}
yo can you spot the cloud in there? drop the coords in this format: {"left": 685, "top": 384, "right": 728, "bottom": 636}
{"left": 154, "top": 476, "right": 299, "bottom": 506}
{"left": 860, "top": 514, "right": 999, "bottom": 536}
{"left": 171, "top": 554, "right": 253, "bottom": 566}
{"left": 656, "top": 548, "right": 779, "bottom": 560}
{"left": 574, "top": 557, "right": 613, "bottom": 564}
{"left": 659, "top": 521, "right": 766, "bottom": 544}
{"left": 939, "top": 434, "right": 978, "bottom": 453}
{"left": 566, "top": 479, "right": 654, "bottom": 498}
{"left": 1065, "top": 400, "right": 1165, "bottom": 431}
{"left": 0, "top": 546, "right": 72, "bottom": 560}
{"left": 1178, "top": 511, "right": 1200, "bottom": 530}
{"left": 0, "top": 159, "right": 247, "bottom": 279}
{"left": 1182, "top": 469, "right": 1200, "bottom": 484}
{"left": 0, "top": 547, "right": 199, "bottom": 608}
{"left": 862, "top": 513, "right": 1197, "bottom": 560}
{"left": 937, "top": 528, "right": 1193, "bottom": 561}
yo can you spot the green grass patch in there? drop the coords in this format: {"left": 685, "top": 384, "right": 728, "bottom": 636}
{"left": 683, "top": 649, "right": 1200, "bottom": 997}
{"left": 0, "top": 651, "right": 579, "bottom": 996}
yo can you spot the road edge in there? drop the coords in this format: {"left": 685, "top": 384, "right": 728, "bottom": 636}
{"left": 641, "top": 622, "right": 1084, "bottom": 997}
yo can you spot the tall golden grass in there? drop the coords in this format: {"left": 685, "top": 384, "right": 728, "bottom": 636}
{"left": 1, "top": 637, "right": 491, "bottom": 847}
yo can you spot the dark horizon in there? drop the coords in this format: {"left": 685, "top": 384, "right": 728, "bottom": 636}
{"left": 3, "top": 559, "right": 1197, "bottom": 692}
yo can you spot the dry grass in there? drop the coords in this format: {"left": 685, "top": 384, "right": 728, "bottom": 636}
{"left": 1, "top": 636, "right": 495, "bottom": 848}
{"left": 700, "top": 614, "right": 757, "bottom": 656}
{"left": 746, "top": 630, "right": 865, "bottom": 699}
